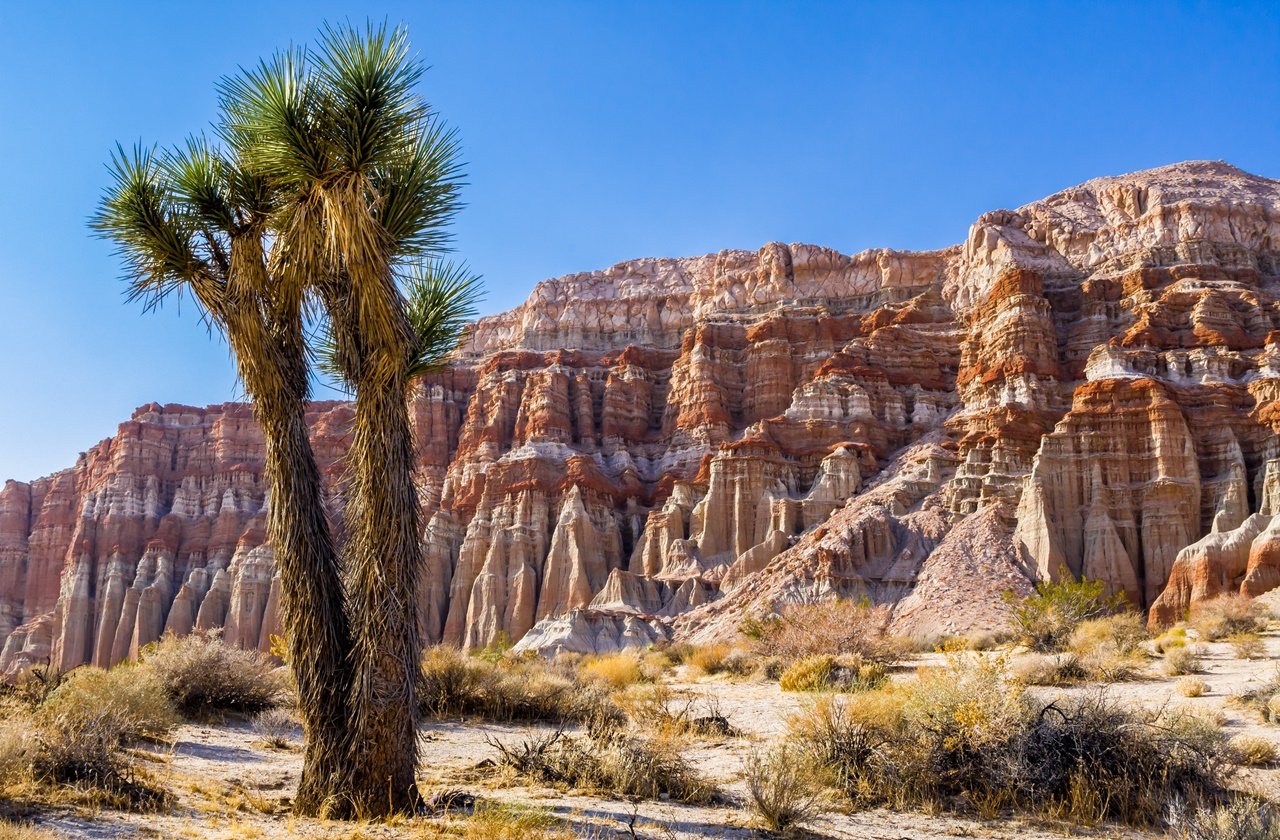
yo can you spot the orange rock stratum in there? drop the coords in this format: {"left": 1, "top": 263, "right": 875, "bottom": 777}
{"left": 4, "top": 161, "right": 1280, "bottom": 671}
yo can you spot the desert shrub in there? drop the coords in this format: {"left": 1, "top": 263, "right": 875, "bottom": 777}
{"left": 420, "top": 646, "right": 620, "bottom": 726}
{"left": 1163, "top": 645, "right": 1204, "bottom": 676}
{"left": 1004, "top": 572, "right": 1127, "bottom": 652}
{"left": 1167, "top": 796, "right": 1280, "bottom": 840}
{"left": 1230, "top": 633, "right": 1267, "bottom": 660}
{"left": 1230, "top": 735, "right": 1278, "bottom": 766}
{"left": 744, "top": 744, "right": 822, "bottom": 833}
{"left": 0, "top": 667, "right": 62, "bottom": 710}
{"left": 1065, "top": 613, "right": 1148, "bottom": 681}
{"left": 578, "top": 652, "right": 646, "bottom": 688}
{"left": 789, "top": 650, "right": 1230, "bottom": 827}
{"left": 31, "top": 711, "right": 171, "bottom": 810}
{"left": 491, "top": 728, "right": 714, "bottom": 804}
{"left": 0, "top": 713, "right": 36, "bottom": 784}
{"left": 139, "top": 633, "right": 283, "bottom": 717}
{"left": 1155, "top": 626, "right": 1190, "bottom": 653}
{"left": 748, "top": 597, "right": 899, "bottom": 662}
{"left": 1178, "top": 677, "right": 1210, "bottom": 698}
{"left": 1190, "top": 594, "right": 1269, "bottom": 641}
{"left": 39, "top": 666, "right": 177, "bottom": 743}
{"left": 755, "top": 656, "right": 786, "bottom": 681}
{"left": 613, "top": 683, "right": 739, "bottom": 738}
{"left": 252, "top": 707, "right": 299, "bottom": 750}
{"left": 789, "top": 696, "right": 883, "bottom": 796}
{"left": 717, "top": 647, "right": 756, "bottom": 677}
{"left": 1229, "top": 672, "right": 1280, "bottom": 721}
{"left": 686, "top": 643, "right": 732, "bottom": 675}
{"left": 778, "top": 654, "right": 888, "bottom": 693}
{"left": 1011, "top": 653, "right": 1087, "bottom": 686}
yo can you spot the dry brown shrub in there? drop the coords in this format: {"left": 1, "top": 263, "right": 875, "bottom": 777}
{"left": 490, "top": 727, "right": 714, "bottom": 804}
{"left": 38, "top": 666, "right": 177, "bottom": 743}
{"left": 419, "top": 645, "right": 620, "bottom": 726}
{"left": 1230, "top": 735, "right": 1278, "bottom": 767}
{"left": 1177, "top": 677, "right": 1210, "bottom": 698}
{"left": 1230, "top": 633, "right": 1268, "bottom": 660}
{"left": 1163, "top": 645, "right": 1205, "bottom": 676}
{"left": 748, "top": 598, "right": 899, "bottom": 662}
{"left": 139, "top": 633, "right": 284, "bottom": 717}
{"left": 1190, "top": 594, "right": 1269, "bottom": 641}
{"left": 744, "top": 743, "right": 822, "bottom": 833}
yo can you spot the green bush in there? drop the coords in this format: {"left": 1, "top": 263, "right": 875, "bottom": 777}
{"left": 1004, "top": 570, "right": 1128, "bottom": 652}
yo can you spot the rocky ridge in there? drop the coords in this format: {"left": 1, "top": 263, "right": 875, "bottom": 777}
{"left": 3, "top": 161, "right": 1280, "bottom": 671}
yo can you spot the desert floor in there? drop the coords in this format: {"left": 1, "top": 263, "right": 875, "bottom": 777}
{"left": 13, "top": 628, "right": 1280, "bottom": 840}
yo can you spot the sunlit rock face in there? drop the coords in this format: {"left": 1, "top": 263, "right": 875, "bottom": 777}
{"left": 3, "top": 161, "right": 1280, "bottom": 671}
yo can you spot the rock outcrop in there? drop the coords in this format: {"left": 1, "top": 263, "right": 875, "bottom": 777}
{"left": 3, "top": 161, "right": 1280, "bottom": 671}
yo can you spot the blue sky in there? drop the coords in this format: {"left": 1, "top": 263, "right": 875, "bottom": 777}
{"left": 0, "top": 1, "right": 1277, "bottom": 481}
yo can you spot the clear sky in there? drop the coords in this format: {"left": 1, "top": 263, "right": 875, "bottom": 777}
{"left": 0, "top": 1, "right": 1277, "bottom": 482}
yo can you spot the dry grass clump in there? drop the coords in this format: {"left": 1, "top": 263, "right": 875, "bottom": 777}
{"left": 1230, "top": 632, "right": 1268, "bottom": 660}
{"left": 452, "top": 802, "right": 574, "bottom": 840}
{"left": 139, "top": 633, "right": 284, "bottom": 717}
{"left": 1163, "top": 645, "right": 1205, "bottom": 676}
{"left": 1229, "top": 735, "right": 1278, "bottom": 767}
{"left": 1014, "top": 614, "right": 1149, "bottom": 685}
{"left": 1067, "top": 613, "right": 1148, "bottom": 680}
{"left": 578, "top": 651, "right": 648, "bottom": 688}
{"left": 1011, "top": 653, "right": 1087, "bottom": 686}
{"left": 1229, "top": 672, "right": 1280, "bottom": 722}
{"left": 1166, "top": 796, "right": 1280, "bottom": 840}
{"left": 787, "top": 650, "right": 1230, "bottom": 828}
{"left": 613, "top": 683, "right": 739, "bottom": 738}
{"left": 1190, "top": 594, "right": 1270, "bottom": 642}
{"left": 778, "top": 654, "right": 887, "bottom": 693}
{"left": 490, "top": 726, "right": 715, "bottom": 804}
{"left": 743, "top": 743, "right": 822, "bottom": 833}
{"left": 686, "top": 642, "right": 737, "bottom": 676}
{"left": 252, "top": 707, "right": 299, "bottom": 750}
{"left": 419, "top": 645, "right": 620, "bottom": 726}
{"left": 745, "top": 597, "right": 900, "bottom": 663}
{"left": 1178, "top": 677, "right": 1211, "bottom": 697}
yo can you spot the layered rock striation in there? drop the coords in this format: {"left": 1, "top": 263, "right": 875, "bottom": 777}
{"left": 3, "top": 161, "right": 1280, "bottom": 671}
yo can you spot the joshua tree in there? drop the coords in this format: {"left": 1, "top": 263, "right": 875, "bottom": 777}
{"left": 91, "top": 142, "right": 353, "bottom": 814}
{"left": 222, "top": 23, "right": 472, "bottom": 815}
{"left": 97, "top": 22, "right": 473, "bottom": 817}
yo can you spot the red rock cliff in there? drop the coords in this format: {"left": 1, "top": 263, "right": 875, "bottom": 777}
{"left": 3, "top": 161, "right": 1279, "bottom": 670}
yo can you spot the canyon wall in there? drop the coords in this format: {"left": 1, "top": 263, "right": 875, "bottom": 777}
{"left": 3, "top": 160, "right": 1280, "bottom": 670}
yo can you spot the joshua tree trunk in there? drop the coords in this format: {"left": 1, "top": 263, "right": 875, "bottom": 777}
{"left": 340, "top": 372, "right": 423, "bottom": 817}
{"left": 226, "top": 288, "right": 355, "bottom": 816}
{"left": 257, "top": 393, "right": 354, "bottom": 814}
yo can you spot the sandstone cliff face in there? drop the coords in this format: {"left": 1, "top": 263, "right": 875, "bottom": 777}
{"left": 3, "top": 161, "right": 1279, "bottom": 671}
